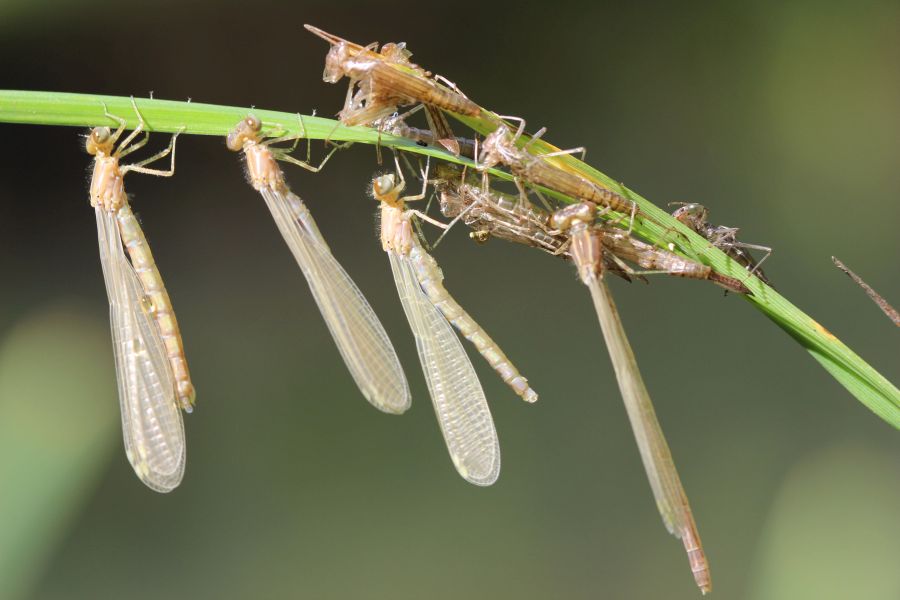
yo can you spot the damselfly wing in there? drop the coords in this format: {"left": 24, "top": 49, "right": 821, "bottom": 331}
{"left": 96, "top": 206, "right": 185, "bottom": 492}
{"left": 388, "top": 243, "right": 500, "bottom": 485}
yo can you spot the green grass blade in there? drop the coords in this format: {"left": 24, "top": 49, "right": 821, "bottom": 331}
{"left": 0, "top": 89, "right": 897, "bottom": 427}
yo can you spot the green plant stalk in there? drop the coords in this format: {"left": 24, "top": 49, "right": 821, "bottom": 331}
{"left": 1, "top": 90, "right": 897, "bottom": 427}
{"left": 0, "top": 90, "right": 482, "bottom": 156}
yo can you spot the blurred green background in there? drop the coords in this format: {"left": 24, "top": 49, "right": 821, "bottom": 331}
{"left": 1, "top": 1, "right": 898, "bottom": 598}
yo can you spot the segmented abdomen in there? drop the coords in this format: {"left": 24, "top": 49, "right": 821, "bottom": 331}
{"left": 408, "top": 239, "right": 537, "bottom": 403}
{"left": 117, "top": 204, "right": 195, "bottom": 409}
{"left": 604, "top": 233, "right": 710, "bottom": 280}
{"left": 527, "top": 162, "right": 633, "bottom": 215}
{"left": 682, "top": 523, "right": 712, "bottom": 594}
{"left": 370, "top": 63, "right": 480, "bottom": 116}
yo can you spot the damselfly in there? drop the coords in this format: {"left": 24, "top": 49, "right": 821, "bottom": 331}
{"left": 87, "top": 99, "right": 191, "bottom": 492}
{"left": 375, "top": 161, "right": 538, "bottom": 405}
{"left": 227, "top": 115, "right": 410, "bottom": 414}
{"left": 551, "top": 204, "right": 712, "bottom": 595}
{"left": 371, "top": 160, "right": 538, "bottom": 483}
{"left": 671, "top": 202, "right": 772, "bottom": 286}
{"left": 305, "top": 25, "right": 477, "bottom": 155}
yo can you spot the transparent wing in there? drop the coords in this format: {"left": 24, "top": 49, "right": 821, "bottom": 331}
{"left": 587, "top": 276, "right": 688, "bottom": 530}
{"left": 389, "top": 250, "right": 499, "bottom": 486}
{"left": 260, "top": 188, "right": 411, "bottom": 414}
{"left": 587, "top": 276, "right": 710, "bottom": 591}
{"left": 96, "top": 207, "right": 185, "bottom": 493}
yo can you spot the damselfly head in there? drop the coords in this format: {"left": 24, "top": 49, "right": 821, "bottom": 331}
{"left": 481, "top": 123, "right": 522, "bottom": 169}
{"left": 380, "top": 42, "right": 412, "bottom": 64}
{"left": 470, "top": 230, "right": 491, "bottom": 244}
{"left": 323, "top": 42, "right": 352, "bottom": 83}
{"left": 86, "top": 127, "right": 113, "bottom": 155}
{"left": 671, "top": 202, "right": 709, "bottom": 230}
{"left": 478, "top": 125, "right": 508, "bottom": 168}
{"left": 226, "top": 115, "right": 262, "bottom": 151}
{"left": 550, "top": 201, "right": 596, "bottom": 231}
{"left": 371, "top": 173, "right": 403, "bottom": 206}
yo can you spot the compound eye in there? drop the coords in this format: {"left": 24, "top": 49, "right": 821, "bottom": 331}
{"left": 246, "top": 115, "right": 262, "bottom": 132}
{"left": 86, "top": 127, "right": 111, "bottom": 154}
{"left": 92, "top": 127, "right": 110, "bottom": 143}
{"left": 373, "top": 175, "right": 395, "bottom": 197}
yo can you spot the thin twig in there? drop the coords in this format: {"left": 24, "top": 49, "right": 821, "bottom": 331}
{"left": 832, "top": 257, "right": 900, "bottom": 327}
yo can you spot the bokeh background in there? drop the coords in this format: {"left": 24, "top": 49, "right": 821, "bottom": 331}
{"left": 1, "top": 1, "right": 899, "bottom": 599}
